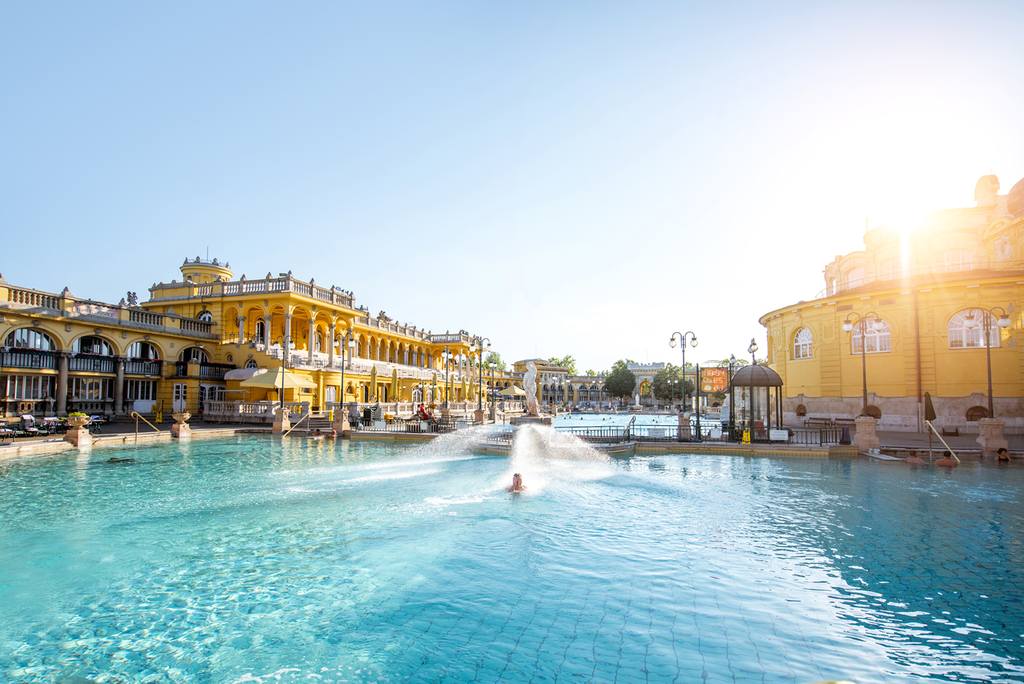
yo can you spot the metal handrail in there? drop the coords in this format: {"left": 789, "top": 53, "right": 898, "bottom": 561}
{"left": 924, "top": 420, "right": 961, "bottom": 464}
{"left": 130, "top": 410, "right": 162, "bottom": 445}
{"left": 282, "top": 412, "right": 310, "bottom": 438}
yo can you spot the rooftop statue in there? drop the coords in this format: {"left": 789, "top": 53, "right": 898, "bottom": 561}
{"left": 974, "top": 175, "right": 999, "bottom": 207}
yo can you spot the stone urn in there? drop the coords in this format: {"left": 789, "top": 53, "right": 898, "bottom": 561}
{"left": 332, "top": 407, "right": 351, "bottom": 438}
{"left": 64, "top": 414, "right": 93, "bottom": 449}
{"left": 171, "top": 411, "right": 192, "bottom": 440}
{"left": 272, "top": 406, "right": 291, "bottom": 435}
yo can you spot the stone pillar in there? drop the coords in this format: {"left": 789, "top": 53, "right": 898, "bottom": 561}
{"left": 976, "top": 417, "right": 1009, "bottom": 455}
{"left": 853, "top": 415, "right": 881, "bottom": 452}
{"left": 282, "top": 313, "right": 292, "bottom": 361}
{"left": 263, "top": 314, "right": 272, "bottom": 347}
{"left": 114, "top": 357, "right": 125, "bottom": 415}
{"left": 677, "top": 412, "right": 691, "bottom": 441}
{"left": 328, "top": 325, "right": 336, "bottom": 367}
{"left": 307, "top": 319, "right": 315, "bottom": 364}
{"left": 332, "top": 406, "right": 351, "bottom": 437}
{"left": 272, "top": 405, "right": 291, "bottom": 434}
{"left": 56, "top": 353, "right": 69, "bottom": 416}
{"left": 237, "top": 315, "right": 245, "bottom": 346}
{"left": 170, "top": 411, "right": 192, "bottom": 440}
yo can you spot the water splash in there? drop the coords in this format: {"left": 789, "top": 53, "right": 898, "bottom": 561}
{"left": 503, "top": 424, "right": 611, "bottom": 495}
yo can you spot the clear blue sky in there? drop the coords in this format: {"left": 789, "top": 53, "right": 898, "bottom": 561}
{"left": 3, "top": 1, "right": 1022, "bottom": 371}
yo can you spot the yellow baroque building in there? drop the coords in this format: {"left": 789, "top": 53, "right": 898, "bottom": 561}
{"left": 759, "top": 175, "right": 1024, "bottom": 433}
{"left": 0, "top": 257, "right": 517, "bottom": 421}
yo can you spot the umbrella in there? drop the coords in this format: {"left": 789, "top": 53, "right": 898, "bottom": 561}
{"left": 370, "top": 366, "right": 377, "bottom": 401}
{"left": 240, "top": 367, "right": 316, "bottom": 389}
{"left": 500, "top": 385, "right": 527, "bottom": 397}
{"left": 923, "top": 392, "right": 937, "bottom": 422}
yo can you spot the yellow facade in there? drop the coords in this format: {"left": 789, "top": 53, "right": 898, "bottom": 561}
{"left": 759, "top": 175, "right": 1024, "bottom": 432}
{"left": 0, "top": 257, "right": 515, "bottom": 420}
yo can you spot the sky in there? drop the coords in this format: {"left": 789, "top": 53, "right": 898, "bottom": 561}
{"left": 2, "top": 1, "right": 1023, "bottom": 372}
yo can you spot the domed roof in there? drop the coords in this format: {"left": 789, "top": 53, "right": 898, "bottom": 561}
{"left": 730, "top": 364, "right": 783, "bottom": 387}
{"left": 1008, "top": 177, "right": 1024, "bottom": 217}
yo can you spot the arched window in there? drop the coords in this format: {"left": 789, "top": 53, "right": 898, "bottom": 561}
{"left": 966, "top": 406, "right": 989, "bottom": 422}
{"left": 127, "top": 341, "right": 160, "bottom": 360}
{"left": 4, "top": 328, "right": 56, "bottom": 350}
{"left": 948, "top": 309, "right": 1001, "bottom": 349}
{"left": 73, "top": 335, "right": 114, "bottom": 355}
{"left": 255, "top": 319, "right": 266, "bottom": 341}
{"left": 852, "top": 318, "right": 892, "bottom": 354}
{"left": 180, "top": 347, "right": 209, "bottom": 364}
{"left": 245, "top": 359, "right": 258, "bottom": 369}
{"left": 197, "top": 310, "right": 213, "bottom": 323}
{"left": 793, "top": 328, "right": 813, "bottom": 359}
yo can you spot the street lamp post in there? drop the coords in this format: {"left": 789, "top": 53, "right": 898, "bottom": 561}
{"left": 443, "top": 348, "right": 451, "bottom": 410}
{"left": 727, "top": 354, "right": 736, "bottom": 439}
{"left": 488, "top": 362, "right": 497, "bottom": 421}
{"left": 338, "top": 329, "right": 355, "bottom": 414}
{"left": 841, "top": 313, "right": 879, "bottom": 416}
{"left": 747, "top": 339, "right": 758, "bottom": 429}
{"left": 970, "top": 307, "right": 1012, "bottom": 418}
{"left": 669, "top": 330, "right": 697, "bottom": 412}
{"left": 471, "top": 337, "right": 491, "bottom": 422}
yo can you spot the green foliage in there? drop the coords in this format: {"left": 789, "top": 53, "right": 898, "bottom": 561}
{"left": 484, "top": 351, "right": 506, "bottom": 371}
{"left": 603, "top": 360, "right": 636, "bottom": 399}
{"left": 68, "top": 411, "right": 88, "bottom": 418}
{"left": 547, "top": 354, "right": 577, "bottom": 375}
{"left": 652, "top": 364, "right": 694, "bottom": 401}
{"left": 584, "top": 369, "right": 598, "bottom": 378}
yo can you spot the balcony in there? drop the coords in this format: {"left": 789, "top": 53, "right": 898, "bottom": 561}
{"left": 124, "top": 359, "right": 162, "bottom": 376}
{"left": 152, "top": 273, "right": 356, "bottom": 309}
{"left": 68, "top": 354, "right": 116, "bottom": 374}
{"left": 0, "top": 348, "right": 57, "bottom": 370}
{"left": 174, "top": 361, "right": 234, "bottom": 380}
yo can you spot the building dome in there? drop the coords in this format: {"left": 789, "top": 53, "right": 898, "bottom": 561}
{"left": 180, "top": 256, "right": 233, "bottom": 283}
{"left": 730, "top": 364, "right": 783, "bottom": 387}
{"left": 1007, "top": 177, "right": 1024, "bottom": 218}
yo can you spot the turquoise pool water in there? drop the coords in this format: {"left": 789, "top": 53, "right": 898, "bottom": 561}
{"left": 1, "top": 436, "right": 1022, "bottom": 682}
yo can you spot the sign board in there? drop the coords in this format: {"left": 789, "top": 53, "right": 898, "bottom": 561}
{"left": 700, "top": 367, "right": 729, "bottom": 394}
{"left": 769, "top": 429, "right": 789, "bottom": 442}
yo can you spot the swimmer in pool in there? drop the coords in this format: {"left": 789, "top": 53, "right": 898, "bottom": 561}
{"left": 508, "top": 473, "right": 526, "bottom": 493}
{"left": 904, "top": 450, "right": 925, "bottom": 466}
{"left": 935, "top": 450, "right": 958, "bottom": 468}
{"left": 996, "top": 447, "right": 1011, "bottom": 463}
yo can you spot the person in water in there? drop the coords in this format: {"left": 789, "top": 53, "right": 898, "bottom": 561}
{"left": 996, "top": 447, "right": 1011, "bottom": 463}
{"left": 904, "top": 449, "right": 925, "bottom": 466}
{"left": 935, "top": 450, "right": 958, "bottom": 468}
{"left": 508, "top": 472, "right": 526, "bottom": 493}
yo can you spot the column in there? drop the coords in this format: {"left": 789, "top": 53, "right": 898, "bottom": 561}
{"left": 327, "top": 323, "right": 336, "bottom": 367}
{"left": 237, "top": 315, "right": 245, "bottom": 347}
{"left": 282, "top": 313, "right": 292, "bottom": 361}
{"left": 56, "top": 352, "right": 69, "bottom": 416}
{"left": 307, "top": 319, "right": 315, "bottom": 364}
{"left": 263, "top": 313, "right": 272, "bottom": 347}
{"left": 114, "top": 357, "right": 125, "bottom": 415}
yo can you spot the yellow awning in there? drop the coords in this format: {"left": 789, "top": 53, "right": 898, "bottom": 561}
{"left": 239, "top": 368, "right": 317, "bottom": 390}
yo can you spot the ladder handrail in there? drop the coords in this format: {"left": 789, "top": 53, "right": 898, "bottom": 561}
{"left": 130, "top": 411, "right": 162, "bottom": 445}
{"left": 924, "top": 420, "right": 960, "bottom": 464}
{"left": 282, "top": 411, "right": 310, "bottom": 438}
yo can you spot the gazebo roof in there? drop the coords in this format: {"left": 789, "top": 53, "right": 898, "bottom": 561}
{"left": 730, "top": 364, "right": 783, "bottom": 387}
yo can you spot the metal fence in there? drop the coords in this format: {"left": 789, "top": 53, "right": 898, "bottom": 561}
{"left": 351, "top": 418, "right": 458, "bottom": 434}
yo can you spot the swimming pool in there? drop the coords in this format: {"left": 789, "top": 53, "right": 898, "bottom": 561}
{"left": 1, "top": 435, "right": 1021, "bottom": 682}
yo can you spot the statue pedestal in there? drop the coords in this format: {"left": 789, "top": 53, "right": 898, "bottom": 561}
{"left": 976, "top": 418, "right": 1008, "bottom": 455}
{"left": 853, "top": 415, "right": 881, "bottom": 452}
{"left": 65, "top": 421, "right": 93, "bottom": 448}
{"left": 510, "top": 415, "right": 552, "bottom": 426}
{"left": 677, "top": 414, "right": 691, "bottom": 441}
{"left": 474, "top": 408, "right": 485, "bottom": 424}
{"left": 272, "top": 408, "right": 291, "bottom": 435}
{"left": 333, "top": 412, "right": 351, "bottom": 438}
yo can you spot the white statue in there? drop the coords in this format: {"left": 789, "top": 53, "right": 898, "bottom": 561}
{"left": 524, "top": 361, "right": 540, "bottom": 416}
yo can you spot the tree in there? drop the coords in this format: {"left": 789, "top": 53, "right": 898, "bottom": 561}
{"left": 548, "top": 354, "right": 577, "bottom": 375}
{"left": 603, "top": 360, "right": 636, "bottom": 403}
{"left": 584, "top": 369, "right": 598, "bottom": 377}
{"left": 652, "top": 364, "right": 694, "bottom": 402}
{"left": 484, "top": 351, "right": 506, "bottom": 371}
